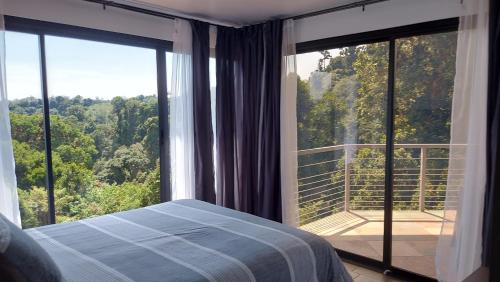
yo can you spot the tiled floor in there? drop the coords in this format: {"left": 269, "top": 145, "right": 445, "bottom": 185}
{"left": 302, "top": 210, "right": 445, "bottom": 278}
{"left": 343, "top": 260, "right": 404, "bottom": 282}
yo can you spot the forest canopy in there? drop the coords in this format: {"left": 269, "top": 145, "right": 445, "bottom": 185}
{"left": 10, "top": 95, "right": 160, "bottom": 228}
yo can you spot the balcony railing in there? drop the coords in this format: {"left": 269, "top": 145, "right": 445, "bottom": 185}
{"left": 297, "top": 144, "right": 463, "bottom": 225}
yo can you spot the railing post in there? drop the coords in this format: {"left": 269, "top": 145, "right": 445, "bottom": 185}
{"left": 419, "top": 147, "right": 427, "bottom": 212}
{"left": 344, "top": 148, "right": 351, "bottom": 212}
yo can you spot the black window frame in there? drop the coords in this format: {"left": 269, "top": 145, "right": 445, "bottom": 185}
{"left": 5, "top": 15, "right": 173, "bottom": 225}
{"left": 296, "top": 17, "right": 459, "bottom": 282}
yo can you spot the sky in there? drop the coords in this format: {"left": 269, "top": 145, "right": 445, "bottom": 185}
{"left": 6, "top": 31, "right": 170, "bottom": 101}
{"left": 5, "top": 30, "right": 326, "bottom": 101}
{"left": 296, "top": 52, "right": 323, "bottom": 80}
{"left": 297, "top": 49, "right": 340, "bottom": 80}
{"left": 6, "top": 32, "right": 160, "bottom": 100}
{"left": 6, "top": 32, "right": 43, "bottom": 100}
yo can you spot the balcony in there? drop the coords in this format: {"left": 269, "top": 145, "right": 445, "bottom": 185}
{"left": 297, "top": 144, "right": 461, "bottom": 278}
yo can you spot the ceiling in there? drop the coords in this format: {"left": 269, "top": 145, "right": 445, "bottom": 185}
{"left": 119, "top": 0, "right": 361, "bottom": 26}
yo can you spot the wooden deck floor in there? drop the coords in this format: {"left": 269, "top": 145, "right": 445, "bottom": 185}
{"left": 301, "top": 210, "right": 445, "bottom": 278}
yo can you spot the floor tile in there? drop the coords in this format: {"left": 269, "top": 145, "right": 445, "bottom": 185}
{"left": 302, "top": 210, "right": 442, "bottom": 279}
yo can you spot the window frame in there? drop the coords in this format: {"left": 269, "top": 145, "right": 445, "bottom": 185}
{"left": 295, "top": 17, "right": 459, "bottom": 282}
{"left": 5, "top": 15, "right": 173, "bottom": 225}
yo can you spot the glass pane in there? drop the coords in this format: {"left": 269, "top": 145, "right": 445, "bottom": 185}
{"left": 45, "top": 36, "right": 159, "bottom": 223}
{"left": 6, "top": 32, "right": 48, "bottom": 228}
{"left": 392, "top": 31, "right": 457, "bottom": 277}
{"left": 296, "top": 43, "right": 388, "bottom": 261}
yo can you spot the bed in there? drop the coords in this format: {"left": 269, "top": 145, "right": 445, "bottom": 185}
{"left": 24, "top": 199, "right": 352, "bottom": 282}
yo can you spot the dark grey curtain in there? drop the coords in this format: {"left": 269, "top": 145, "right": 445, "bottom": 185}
{"left": 191, "top": 20, "right": 215, "bottom": 203}
{"left": 215, "top": 27, "right": 238, "bottom": 210}
{"left": 484, "top": 0, "right": 500, "bottom": 278}
{"left": 215, "top": 20, "right": 283, "bottom": 222}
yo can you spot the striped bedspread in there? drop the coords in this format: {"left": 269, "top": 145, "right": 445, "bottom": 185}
{"left": 26, "top": 200, "right": 352, "bottom": 282}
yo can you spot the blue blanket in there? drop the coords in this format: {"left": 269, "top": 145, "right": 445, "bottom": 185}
{"left": 27, "top": 200, "right": 352, "bottom": 282}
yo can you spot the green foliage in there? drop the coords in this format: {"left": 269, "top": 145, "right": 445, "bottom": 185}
{"left": 9, "top": 113, "right": 45, "bottom": 150}
{"left": 76, "top": 181, "right": 158, "bottom": 219}
{"left": 95, "top": 143, "right": 150, "bottom": 184}
{"left": 18, "top": 187, "right": 49, "bottom": 228}
{"left": 12, "top": 141, "right": 46, "bottom": 190}
{"left": 9, "top": 94, "right": 160, "bottom": 227}
{"left": 300, "top": 200, "right": 326, "bottom": 226}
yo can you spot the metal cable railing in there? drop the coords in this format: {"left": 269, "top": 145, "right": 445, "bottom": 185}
{"left": 297, "top": 144, "right": 464, "bottom": 225}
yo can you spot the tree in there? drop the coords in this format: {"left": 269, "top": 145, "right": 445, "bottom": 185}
{"left": 18, "top": 187, "right": 49, "bottom": 228}
{"left": 12, "top": 141, "right": 46, "bottom": 190}
{"left": 95, "top": 143, "right": 150, "bottom": 185}
{"left": 11, "top": 93, "right": 162, "bottom": 227}
{"left": 9, "top": 113, "right": 45, "bottom": 150}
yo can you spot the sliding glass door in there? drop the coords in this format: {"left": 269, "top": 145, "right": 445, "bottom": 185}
{"left": 295, "top": 20, "right": 458, "bottom": 279}
{"left": 296, "top": 43, "right": 388, "bottom": 261}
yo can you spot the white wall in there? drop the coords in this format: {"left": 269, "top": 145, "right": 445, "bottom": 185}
{"left": 295, "top": 0, "right": 465, "bottom": 43}
{"left": 2, "top": 0, "right": 174, "bottom": 41}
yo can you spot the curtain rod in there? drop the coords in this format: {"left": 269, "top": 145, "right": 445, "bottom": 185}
{"left": 81, "top": 0, "right": 232, "bottom": 27}
{"left": 82, "top": 0, "right": 391, "bottom": 27}
{"left": 286, "top": 0, "right": 391, "bottom": 21}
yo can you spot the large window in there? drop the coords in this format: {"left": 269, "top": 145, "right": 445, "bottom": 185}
{"left": 297, "top": 43, "right": 388, "bottom": 261}
{"left": 295, "top": 20, "right": 457, "bottom": 279}
{"left": 5, "top": 18, "right": 171, "bottom": 228}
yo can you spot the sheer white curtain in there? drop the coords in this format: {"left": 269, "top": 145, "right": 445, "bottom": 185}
{"left": 435, "top": 0, "right": 489, "bottom": 281}
{"left": 0, "top": 15, "right": 21, "bottom": 227}
{"left": 280, "top": 19, "right": 299, "bottom": 227}
{"left": 170, "top": 19, "right": 195, "bottom": 200}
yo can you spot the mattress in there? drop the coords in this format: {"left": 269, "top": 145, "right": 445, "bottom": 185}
{"left": 26, "top": 199, "right": 352, "bottom": 282}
